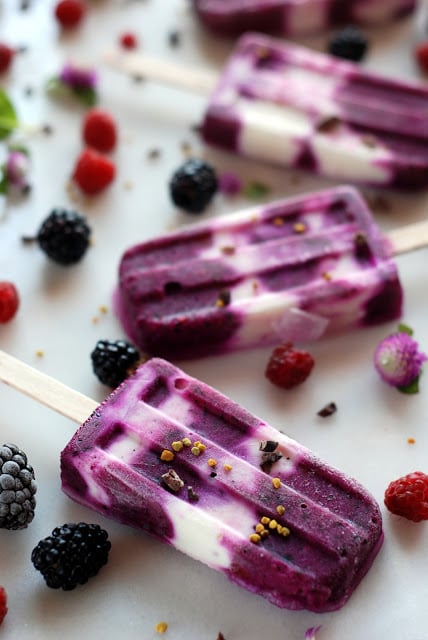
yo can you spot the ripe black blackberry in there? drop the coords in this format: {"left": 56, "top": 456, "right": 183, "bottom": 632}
{"left": 23, "top": 208, "right": 91, "bottom": 265}
{"left": 169, "top": 158, "right": 218, "bottom": 213}
{"left": 0, "top": 443, "right": 37, "bottom": 530}
{"left": 91, "top": 338, "right": 141, "bottom": 387}
{"left": 328, "top": 26, "right": 368, "bottom": 62}
{"left": 31, "top": 522, "right": 111, "bottom": 590}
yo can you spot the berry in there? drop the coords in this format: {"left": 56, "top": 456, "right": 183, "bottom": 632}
{"left": 0, "top": 282, "right": 19, "bottom": 323}
{"left": 27, "top": 208, "right": 91, "bottom": 265}
{"left": 0, "top": 43, "right": 14, "bottom": 74}
{"left": 169, "top": 158, "right": 218, "bottom": 213}
{"left": 119, "top": 32, "right": 138, "bottom": 50}
{"left": 31, "top": 522, "right": 111, "bottom": 590}
{"left": 0, "top": 443, "right": 37, "bottom": 530}
{"left": 54, "top": 0, "right": 86, "bottom": 29}
{"left": 91, "top": 339, "right": 141, "bottom": 387}
{"left": 0, "top": 587, "right": 7, "bottom": 625}
{"left": 415, "top": 41, "right": 428, "bottom": 74}
{"left": 72, "top": 148, "right": 116, "bottom": 195}
{"left": 384, "top": 471, "right": 428, "bottom": 522}
{"left": 265, "top": 342, "right": 315, "bottom": 389}
{"left": 82, "top": 108, "right": 118, "bottom": 153}
{"left": 374, "top": 330, "right": 427, "bottom": 391}
{"left": 328, "top": 26, "right": 368, "bottom": 62}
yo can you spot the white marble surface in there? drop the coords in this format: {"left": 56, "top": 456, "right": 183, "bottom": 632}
{"left": 1, "top": 1, "right": 428, "bottom": 639}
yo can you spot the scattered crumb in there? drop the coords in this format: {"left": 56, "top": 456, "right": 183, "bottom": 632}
{"left": 407, "top": 437, "right": 416, "bottom": 444}
{"left": 35, "top": 350, "right": 44, "bottom": 358}
{"left": 317, "top": 402, "right": 337, "bottom": 418}
{"left": 99, "top": 305, "right": 108, "bottom": 314}
{"left": 147, "top": 148, "right": 161, "bottom": 160}
{"left": 217, "top": 634, "right": 226, "bottom": 640}
{"left": 92, "top": 316, "right": 99, "bottom": 324}
{"left": 156, "top": 621, "right": 168, "bottom": 634}
{"left": 123, "top": 180, "right": 134, "bottom": 190}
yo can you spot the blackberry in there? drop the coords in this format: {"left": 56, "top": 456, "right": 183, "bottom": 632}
{"left": 328, "top": 26, "right": 368, "bottom": 62}
{"left": 169, "top": 158, "right": 218, "bottom": 213}
{"left": 31, "top": 522, "right": 111, "bottom": 590}
{"left": 0, "top": 443, "right": 37, "bottom": 530}
{"left": 23, "top": 208, "right": 91, "bottom": 265}
{"left": 91, "top": 338, "right": 141, "bottom": 387}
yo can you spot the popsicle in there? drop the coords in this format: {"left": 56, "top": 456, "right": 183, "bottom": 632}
{"left": 114, "top": 185, "right": 409, "bottom": 360}
{"left": 193, "top": 0, "right": 416, "bottom": 38}
{"left": 0, "top": 351, "right": 384, "bottom": 613}
{"left": 104, "top": 31, "right": 428, "bottom": 189}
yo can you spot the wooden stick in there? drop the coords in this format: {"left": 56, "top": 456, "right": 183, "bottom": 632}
{"left": 387, "top": 218, "right": 428, "bottom": 256}
{"left": 0, "top": 350, "right": 97, "bottom": 425}
{"left": 103, "top": 49, "right": 217, "bottom": 95}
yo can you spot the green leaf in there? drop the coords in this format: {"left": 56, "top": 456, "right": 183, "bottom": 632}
{"left": 0, "top": 167, "right": 9, "bottom": 195}
{"left": 0, "top": 89, "right": 18, "bottom": 139}
{"left": 243, "top": 181, "right": 270, "bottom": 200}
{"left": 398, "top": 374, "right": 420, "bottom": 394}
{"left": 46, "top": 77, "right": 98, "bottom": 107}
{"left": 397, "top": 323, "right": 414, "bottom": 336}
{"left": 72, "top": 86, "right": 98, "bottom": 107}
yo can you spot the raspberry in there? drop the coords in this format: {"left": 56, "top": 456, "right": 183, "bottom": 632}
{"left": 119, "top": 32, "right": 138, "bottom": 50}
{"left": 82, "top": 108, "right": 117, "bottom": 153}
{"left": 0, "top": 43, "right": 14, "bottom": 74}
{"left": 384, "top": 471, "right": 428, "bottom": 522}
{"left": 415, "top": 41, "right": 428, "bottom": 74}
{"left": 265, "top": 342, "right": 315, "bottom": 389}
{"left": 328, "top": 26, "right": 368, "bottom": 62}
{"left": 54, "top": 0, "right": 86, "bottom": 29}
{"left": 72, "top": 148, "right": 116, "bottom": 195}
{"left": 0, "top": 587, "right": 7, "bottom": 625}
{"left": 31, "top": 522, "right": 111, "bottom": 590}
{"left": 91, "top": 339, "right": 141, "bottom": 387}
{"left": 0, "top": 282, "right": 19, "bottom": 323}
{"left": 169, "top": 158, "right": 218, "bottom": 213}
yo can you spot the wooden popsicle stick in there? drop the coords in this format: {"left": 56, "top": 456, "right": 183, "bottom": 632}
{"left": 0, "top": 350, "right": 97, "bottom": 425}
{"left": 387, "top": 218, "right": 428, "bottom": 256}
{"left": 103, "top": 49, "right": 217, "bottom": 95}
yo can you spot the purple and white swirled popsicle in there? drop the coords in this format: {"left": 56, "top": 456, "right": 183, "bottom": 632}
{"left": 60, "top": 356, "right": 383, "bottom": 613}
{"left": 115, "top": 186, "right": 402, "bottom": 359}
{"left": 193, "top": 0, "right": 416, "bottom": 37}
{"left": 201, "top": 32, "right": 428, "bottom": 189}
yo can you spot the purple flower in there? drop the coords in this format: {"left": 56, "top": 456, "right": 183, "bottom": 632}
{"left": 6, "top": 149, "right": 29, "bottom": 190}
{"left": 374, "top": 330, "right": 427, "bottom": 391}
{"left": 305, "top": 626, "right": 322, "bottom": 640}
{"left": 59, "top": 63, "right": 97, "bottom": 90}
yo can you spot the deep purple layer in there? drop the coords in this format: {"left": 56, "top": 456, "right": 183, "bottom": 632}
{"left": 61, "top": 358, "right": 383, "bottom": 612}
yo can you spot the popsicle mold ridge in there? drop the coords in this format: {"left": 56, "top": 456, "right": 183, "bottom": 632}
{"left": 61, "top": 357, "right": 383, "bottom": 613}
{"left": 193, "top": 0, "right": 416, "bottom": 37}
{"left": 201, "top": 32, "right": 428, "bottom": 189}
{"left": 115, "top": 186, "right": 402, "bottom": 359}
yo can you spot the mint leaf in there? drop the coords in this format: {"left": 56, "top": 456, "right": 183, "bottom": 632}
{"left": 0, "top": 89, "right": 18, "bottom": 139}
{"left": 0, "top": 167, "right": 9, "bottom": 195}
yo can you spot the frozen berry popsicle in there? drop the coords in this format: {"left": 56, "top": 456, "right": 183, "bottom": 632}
{"left": 115, "top": 186, "right": 402, "bottom": 359}
{"left": 193, "top": 0, "right": 416, "bottom": 37}
{"left": 60, "top": 356, "right": 383, "bottom": 612}
{"left": 201, "top": 32, "right": 428, "bottom": 189}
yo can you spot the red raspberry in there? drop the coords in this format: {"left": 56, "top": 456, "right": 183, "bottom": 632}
{"left": 415, "top": 41, "right": 428, "bottom": 74}
{"left": 0, "top": 586, "right": 7, "bottom": 625}
{"left": 72, "top": 148, "right": 116, "bottom": 195}
{"left": 54, "top": 0, "right": 86, "bottom": 29}
{"left": 119, "top": 32, "right": 138, "bottom": 50}
{"left": 0, "top": 281, "right": 19, "bottom": 323}
{"left": 82, "top": 108, "right": 117, "bottom": 153}
{"left": 384, "top": 471, "right": 428, "bottom": 522}
{"left": 265, "top": 341, "right": 314, "bottom": 389}
{"left": 0, "top": 43, "right": 14, "bottom": 74}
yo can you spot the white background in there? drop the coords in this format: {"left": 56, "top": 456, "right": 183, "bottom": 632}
{"left": 1, "top": 1, "right": 428, "bottom": 638}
